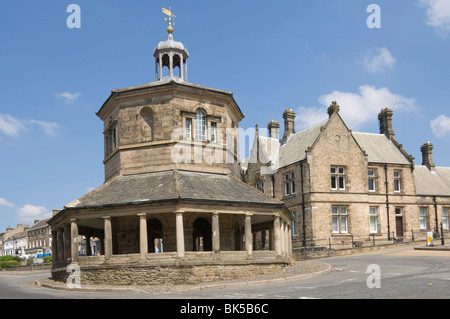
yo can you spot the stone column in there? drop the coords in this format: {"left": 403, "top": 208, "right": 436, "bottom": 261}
{"left": 159, "top": 54, "right": 163, "bottom": 80}
{"left": 212, "top": 212, "right": 220, "bottom": 254}
{"left": 274, "top": 216, "right": 281, "bottom": 257}
{"left": 287, "top": 225, "right": 292, "bottom": 257}
{"left": 85, "top": 235, "right": 92, "bottom": 256}
{"left": 103, "top": 216, "right": 112, "bottom": 261}
{"left": 169, "top": 53, "right": 174, "bottom": 77}
{"left": 185, "top": 60, "right": 188, "bottom": 82}
{"left": 138, "top": 213, "right": 148, "bottom": 261}
{"left": 70, "top": 219, "right": 79, "bottom": 263}
{"left": 175, "top": 211, "right": 185, "bottom": 258}
{"left": 179, "top": 54, "right": 184, "bottom": 80}
{"left": 245, "top": 214, "right": 253, "bottom": 258}
{"left": 280, "top": 220, "right": 286, "bottom": 256}
{"left": 52, "top": 230, "right": 58, "bottom": 262}
{"left": 57, "top": 229, "right": 64, "bottom": 261}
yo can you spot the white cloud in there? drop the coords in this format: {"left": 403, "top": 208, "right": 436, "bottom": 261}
{"left": 56, "top": 92, "right": 81, "bottom": 102}
{"left": 421, "top": 0, "right": 450, "bottom": 37}
{"left": 0, "top": 113, "right": 59, "bottom": 137}
{"left": 362, "top": 47, "right": 396, "bottom": 73}
{"left": 28, "top": 120, "right": 60, "bottom": 136}
{"left": 17, "top": 204, "right": 51, "bottom": 224}
{"left": 0, "top": 198, "right": 15, "bottom": 208}
{"left": 431, "top": 114, "right": 450, "bottom": 138}
{"left": 295, "top": 85, "right": 417, "bottom": 130}
{"left": 294, "top": 106, "right": 329, "bottom": 130}
{"left": 0, "top": 114, "right": 26, "bottom": 136}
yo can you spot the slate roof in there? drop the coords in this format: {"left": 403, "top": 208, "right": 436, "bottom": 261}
{"left": 352, "top": 132, "right": 412, "bottom": 165}
{"left": 28, "top": 218, "right": 50, "bottom": 231}
{"left": 279, "top": 121, "right": 325, "bottom": 168}
{"left": 246, "top": 118, "right": 414, "bottom": 171}
{"left": 65, "top": 170, "right": 283, "bottom": 210}
{"left": 414, "top": 166, "right": 450, "bottom": 196}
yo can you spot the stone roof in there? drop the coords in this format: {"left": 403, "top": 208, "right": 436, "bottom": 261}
{"left": 247, "top": 117, "right": 414, "bottom": 171}
{"left": 64, "top": 170, "right": 283, "bottom": 210}
{"left": 414, "top": 166, "right": 450, "bottom": 196}
{"left": 27, "top": 218, "right": 50, "bottom": 231}
{"left": 352, "top": 133, "right": 412, "bottom": 165}
{"left": 278, "top": 121, "right": 325, "bottom": 168}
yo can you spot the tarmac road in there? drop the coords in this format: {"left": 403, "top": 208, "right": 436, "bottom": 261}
{"left": 1, "top": 244, "right": 449, "bottom": 300}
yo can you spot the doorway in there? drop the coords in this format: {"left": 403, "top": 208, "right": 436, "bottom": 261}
{"left": 395, "top": 207, "right": 403, "bottom": 238}
{"left": 147, "top": 219, "right": 163, "bottom": 253}
{"left": 192, "top": 218, "right": 212, "bottom": 251}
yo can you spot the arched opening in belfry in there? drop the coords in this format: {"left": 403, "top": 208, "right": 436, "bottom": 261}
{"left": 147, "top": 218, "right": 163, "bottom": 253}
{"left": 172, "top": 54, "right": 181, "bottom": 77}
{"left": 192, "top": 218, "right": 212, "bottom": 251}
{"left": 161, "top": 53, "right": 170, "bottom": 78}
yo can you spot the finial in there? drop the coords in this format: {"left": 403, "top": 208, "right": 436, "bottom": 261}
{"left": 162, "top": 7, "right": 176, "bottom": 38}
{"left": 327, "top": 101, "right": 340, "bottom": 117}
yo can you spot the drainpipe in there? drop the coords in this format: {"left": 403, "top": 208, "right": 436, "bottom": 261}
{"left": 300, "top": 161, "right": 306, "bottom": 248}
{"left": 384, "top": 164, "right": 391, "bottom": 241}
{"left": 433, "top": 196, "right": 439, "bottom": 238}
{"left": 271, "top": 175, "right": 275, "bottom": 198}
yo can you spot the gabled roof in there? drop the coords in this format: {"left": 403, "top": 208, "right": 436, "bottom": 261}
{"left": 246, "top": 134, "right": 280, "bottom": 174}
{"left": 278, "top": 120, "right": 326, "bottom": 168}
{"left": 27, "top": 218, "right": 50, "bottom": 231}
{"left": 352, "top": 132, "right": 412, "bottom": 165}
{"left": 246, "top": 110, "right": 415, "bottom": 172}
{"left": 414, "top": 166, "right": 450, "bottom": 196}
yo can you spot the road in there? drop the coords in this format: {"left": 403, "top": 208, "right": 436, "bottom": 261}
{"left": 1, "top": 245, "right": 449, "bottom": 300}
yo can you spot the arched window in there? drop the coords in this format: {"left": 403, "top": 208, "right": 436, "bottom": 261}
{"left": 195, "top": 109, "right": 206, "bottom": 141}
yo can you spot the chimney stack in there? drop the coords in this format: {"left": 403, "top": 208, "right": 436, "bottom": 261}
{"left": 282, "top": 109, "right": 296, "bottom": 143}
{"left": 268, "top": 120, "right": 280, "bottom": 140}
{"left": 421, "top": 141, "right": 436, "bottom": 171}
{"left": 378, "top": 108, "right": 395, "bottom": 139}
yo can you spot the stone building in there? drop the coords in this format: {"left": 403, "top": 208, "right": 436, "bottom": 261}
{"left": 48, "top": 13, "right": 293, "bottom": 286}
{"left": 25, "top": 218, "right": 52, "bottom": 256}
{"left": 245, "top": 102, "right": 450, "bottom": 249}
{"left": 1, "top": 224, "right": 25, "bottom": 256}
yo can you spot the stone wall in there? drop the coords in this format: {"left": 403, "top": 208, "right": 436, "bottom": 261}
{"left": 52, "top": 262, "right": 287, "bottom": 287}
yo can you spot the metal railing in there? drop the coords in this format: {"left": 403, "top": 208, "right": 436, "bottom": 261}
{"left": 293, "top": 228, "right": 449, "bottom": 251}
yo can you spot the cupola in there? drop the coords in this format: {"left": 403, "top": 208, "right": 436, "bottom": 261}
{"left": 153, "top": 7, "right": 189, "bottom": 83}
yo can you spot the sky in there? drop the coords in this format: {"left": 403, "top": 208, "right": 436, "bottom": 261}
{"left": 0, "top": 0, "right": 449, "bottom": 232}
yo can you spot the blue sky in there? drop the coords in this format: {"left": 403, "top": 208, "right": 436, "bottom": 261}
{"left": 0, "top": 0, "right": 449, "bottom": 232}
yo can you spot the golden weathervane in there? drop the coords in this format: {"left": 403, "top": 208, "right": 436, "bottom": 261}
{"left": 162, "top": 7, "right": 176, "bottom": 35}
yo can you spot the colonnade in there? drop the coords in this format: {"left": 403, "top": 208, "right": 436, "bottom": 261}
{"left": 51, "top": 211, "right": 292, "bottom": 265}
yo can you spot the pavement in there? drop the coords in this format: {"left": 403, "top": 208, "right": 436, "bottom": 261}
{"left": 35, "top": 260, "right": 332, "bottom": 294}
